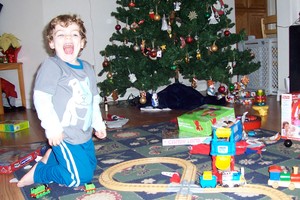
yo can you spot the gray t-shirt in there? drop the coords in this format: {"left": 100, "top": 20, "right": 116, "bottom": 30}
{"left": 34, "top": 56, "right": 99, "bottom": 144}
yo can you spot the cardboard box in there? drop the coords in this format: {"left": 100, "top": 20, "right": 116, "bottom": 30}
{"left": 0, "top": 142, "right": 44, "bottom": 174}
{"left": 281, "top": 93, "right": 300, "bottom": 141}
{"left": 161, "top": 122, "right": 211, "bottom": 146}
{"left": 162, "top": 130, "right": 211, "bottom": 146}
{"left": 177, "top": 104, "right": 235, "bottom": 137}
{"left": 0, "top": 120, "right": 29, "bottom": 132}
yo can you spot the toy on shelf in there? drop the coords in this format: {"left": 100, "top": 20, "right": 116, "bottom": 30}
{"left": 84, "top": 183, "right": 96, "bottom": 194}
{"left": 268, "top": 165, "right": 300, "bottom": 190}
{"left": 252, "top": 89, "right": 269, "bottom": 116}
{"left": 30, "top": 184, "right": 51, "bottom": 198}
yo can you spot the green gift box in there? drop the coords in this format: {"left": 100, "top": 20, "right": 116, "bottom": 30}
{"left": 0, "top": 120, "right": 30, "bottom": 132}
{"left": 177, "top": 104, "right": 235, "bottom": 137}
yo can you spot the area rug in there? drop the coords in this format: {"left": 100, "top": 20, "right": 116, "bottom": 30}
{"left": 14, "top": 121, "right": 300, "bottom": 200}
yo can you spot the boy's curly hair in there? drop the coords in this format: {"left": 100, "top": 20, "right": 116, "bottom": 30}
{"left": 45, "top": 14, "right": 87, "bottom": 48}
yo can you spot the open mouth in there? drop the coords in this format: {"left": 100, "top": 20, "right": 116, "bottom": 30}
{"left": 63, "top": 44, "right": 74, "bottom": 54}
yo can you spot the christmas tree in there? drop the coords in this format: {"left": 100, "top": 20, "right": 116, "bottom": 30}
{"left": 98, "top": 0, "right": 260, "bottom": 101}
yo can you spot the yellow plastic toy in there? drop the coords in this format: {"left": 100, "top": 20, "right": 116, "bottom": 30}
{"left": 252, "top": 105, "right": 269, "bottom": 116}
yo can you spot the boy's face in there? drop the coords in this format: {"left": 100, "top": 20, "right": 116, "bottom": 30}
{"left": 49, "top": 23, "right": 85, "bottom": 64}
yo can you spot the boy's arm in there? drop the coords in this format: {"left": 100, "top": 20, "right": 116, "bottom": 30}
{"left": 33, "top": 90, "right": 64, "bottom": 140}
{"left": 91, "top": 94, "right": 106, "bottom": 132}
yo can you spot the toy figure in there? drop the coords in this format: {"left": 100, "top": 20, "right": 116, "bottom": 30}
{"left": 151, "top": 92, "right": 159, "bottom": 107}
{"left": 207, "top": 80, "right": 215, "bottom": 96}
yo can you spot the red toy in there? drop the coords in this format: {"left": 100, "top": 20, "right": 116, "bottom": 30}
{"left": 170, "top": 172, "right": 181, "bottom": 183}
{"left": 237, "top": 114, "right": 261, "bottom": 131}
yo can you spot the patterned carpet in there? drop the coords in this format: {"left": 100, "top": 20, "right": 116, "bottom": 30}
{"left": 15, "top": 121, "right": 300, "bottom": 200}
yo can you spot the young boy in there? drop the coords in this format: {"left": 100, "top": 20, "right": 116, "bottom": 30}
{"left": 17, "top": 14, "right": 107, "bottom": 187}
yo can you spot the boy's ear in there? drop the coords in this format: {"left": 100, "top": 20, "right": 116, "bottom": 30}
{"left": 80, "top": 39, "right": 85, "bottom": 48}
{"left": 49, "top": 41, "right": 55, "bottom": 49}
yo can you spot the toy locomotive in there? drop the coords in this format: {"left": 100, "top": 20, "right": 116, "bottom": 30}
{"left": 84, "top": 183, "right": 96, "bottom": 194}
{"left": 268, "top": 165, "right": 300, "bottom": 190}
{"left": 30, "top": 184, "right": 51, "bottom": 198}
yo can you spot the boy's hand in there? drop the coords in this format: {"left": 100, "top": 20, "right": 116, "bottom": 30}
{"left": 95, "top": 129, "right": 107, "bottom": 139}
{"left": 48, "top": 132, "right": 64, "bottom": 146}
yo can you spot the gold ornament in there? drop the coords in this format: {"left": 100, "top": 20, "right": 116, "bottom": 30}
{"left": 139, "top": 96, "right": 147, "bottom": 104}
{"left": 185, "top": 53, "right": 190, "bottom": 63}
{"left": 160, "top": 44, "right": 166, "bottom": 50}
{"left": 139, "top": 91, "right": 147, "bottom": 104}
{"left": 154, "top": 5, "right": 161, "bottom": 21}
{"left": 154, "top": 14, "right": 161, "bottom": 21}
{"left": 107, "top": 72, "right": 113, "bottom": 79}
{"left": 196, "top": 50, "right": 201, "bottom": 60}
{"left": 211, "top": 42, "right": 218, "bottom": 52}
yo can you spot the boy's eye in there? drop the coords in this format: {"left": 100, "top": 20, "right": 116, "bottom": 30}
{"left": 56, "top": 33, "right": 65, "bottom": 37}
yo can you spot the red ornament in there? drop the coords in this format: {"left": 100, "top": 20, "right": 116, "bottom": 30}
{"left": 224, "top": 30, "right": 231, "bottom": 36}
{"left": 138, "top": 19, "right": 145, "bottom": 25}
{"left": 149, "top": 49, "right": 157, "bottom": 59}
{"left": 185, "top": 35, "right": 193, "bottom": 44}
{"left": 115, "top": 24, "right": 121, "bottom": 31}
{"left": 149, "top": 9, "right": 155, "bottom": 19}
{"left": 218, "top": 85, "right": 226, "bottom": 94}
{"left": 102, "top": 59, "right": 110, "bottom": 68}
{"left": 128, "top": 1, "right": 135, "bottom": 7}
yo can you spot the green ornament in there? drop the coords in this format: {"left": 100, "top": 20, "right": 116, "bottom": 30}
{"left": 229, "top": 83, "right": 234, "bottom": 91}
{"left": 171, "top": 65, "right": 177, "bottom": 70}
{"left": 204, "top": 12, "right": 211, "bottom": 19}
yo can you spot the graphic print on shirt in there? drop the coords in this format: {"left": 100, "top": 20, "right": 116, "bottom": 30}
{"left": 61, "top": 77, "right": 92, "bottom": 131}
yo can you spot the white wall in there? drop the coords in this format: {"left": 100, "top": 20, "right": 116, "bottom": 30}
{"left": 0, "top": 0, "right": 45, "bottom": 108}
{"left": 277, "top": 0, "right": 300, "bottom": 92}
{"left": 0, "top": 0, "right": 238, "bottom": 108}
{"left": 0, "top": 0, "right": 115, "bottom": 108}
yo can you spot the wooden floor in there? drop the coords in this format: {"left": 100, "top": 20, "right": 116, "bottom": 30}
{"left": 0, "top": 95, "right": 281, "bottom": 200}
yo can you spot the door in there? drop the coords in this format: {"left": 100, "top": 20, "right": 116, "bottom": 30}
{"left": 235, "top": 0, "right": 267, "bottom": 39}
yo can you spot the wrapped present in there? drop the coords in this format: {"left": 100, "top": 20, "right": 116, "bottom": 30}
{"left": 0, "top": 120, "right": 29, "bottom": 132}
{"left": 177, "top": 104, "right": 235, "bottom": 137}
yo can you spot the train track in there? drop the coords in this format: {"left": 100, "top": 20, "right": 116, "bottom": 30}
{"left": 99, "top": 157, "right": 291, "bottom": 200}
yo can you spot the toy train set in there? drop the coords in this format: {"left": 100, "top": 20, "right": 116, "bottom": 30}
{"left": 27, "top": 112, "right": 298, "bottom": 199}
